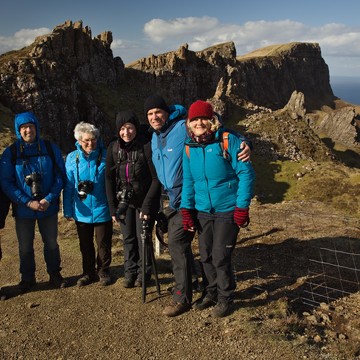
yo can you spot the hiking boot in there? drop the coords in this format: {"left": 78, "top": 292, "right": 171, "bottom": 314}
{"left": 212, "top": 302, "right": 234, "bottom": 318}
{"left": 18, "top": 279, "right": 36, "bottom": 293}
{"left": 49, "top": 273, "right": 68, "bottom": 289}
{"left": 99, "top": 274, "right": 111, "bottom": 286}
{"left": 162, "top": 300, "right": 191, "bottom": 317}
{"left": 134, "top": 275, "right": 150, "bottom": 288}
{"left": 192, "top": 278, "right": 204, "bottom": 293}
{"left": 123, "top": 277, "right": 135, "bottom": 288}
{"left": 0, "top": 289, "right": 6, "bottom": 301}
{"left": 77, "top": 275, "right": 95, "bottom": 287}
{"left": 194, "top": 296, "right": 216, "bottom": 311}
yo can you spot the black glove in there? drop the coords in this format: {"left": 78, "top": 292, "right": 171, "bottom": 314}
{"left": 156, "top": 211, "right": 168, "bottom": 234}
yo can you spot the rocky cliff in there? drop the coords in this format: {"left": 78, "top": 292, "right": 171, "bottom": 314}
{"left": 126, "top": 41, "right": 334, "bottom": 115}
{"left": 0, "top": 20, "right": 357, "bottom": 154}
{"left": 0, "top": 20, "right": 123, "bottom": 151}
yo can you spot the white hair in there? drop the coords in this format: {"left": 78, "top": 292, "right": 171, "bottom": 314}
{"left": 74, "top": 122, "right": 99, "bottom": 141}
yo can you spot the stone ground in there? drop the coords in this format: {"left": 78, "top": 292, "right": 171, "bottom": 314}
{"left": 0, "top": 202, "right": 359, "bottom": 360}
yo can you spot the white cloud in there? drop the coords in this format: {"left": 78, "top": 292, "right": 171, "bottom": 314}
{"left": 144, "top": 16, "right": 218, "bottom": 43}
{"left": 0, "top": 28, "right": 50, "bottom": 54}
{"left": 111, "top": 39, "right": 125, "bottom": 49}
{"left": 142, "top": 17, "right": 360, "bottom": 68}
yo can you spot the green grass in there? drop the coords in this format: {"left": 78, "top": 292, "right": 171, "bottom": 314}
{"left": 251, "top": 154, "right": 360, "bottom": 217}
{"left": 252, "top": 156, "right": 292, "bottom": 203}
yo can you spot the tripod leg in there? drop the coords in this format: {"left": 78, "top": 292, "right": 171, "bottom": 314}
{"left": 142, "top": 234, "right": 147, "bottom": 303}
{"left": 148, "top": 239, "right": 161, "bottom": 296}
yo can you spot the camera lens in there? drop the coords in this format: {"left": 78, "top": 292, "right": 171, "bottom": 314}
{"left": 115, "top": 188, "right": 133, "bottom": 220}
{"left": 77, "top": 180, "right": 94, "bottom": 201}
{"left": 25, "top": 172, "right": 43, "bottom": 200}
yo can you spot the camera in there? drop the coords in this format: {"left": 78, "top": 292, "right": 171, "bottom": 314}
{"left": 77, "top": 180, "right": 94, "bottom": 201}
{"left": 24, "top": 172, "right": 43, "bottom": 200}
{"left": 115, "top": 188, "right": 134, "bottom": 220}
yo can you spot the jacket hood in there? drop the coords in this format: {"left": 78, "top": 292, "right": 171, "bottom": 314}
{"left": 168, "top": 104, "right": 187, "bottom": 122}
{"left": 14, "top": 112, "right": 40, "bottom": 141}
{"left": 150, "top": 104, "right": 187, "bottom": 135}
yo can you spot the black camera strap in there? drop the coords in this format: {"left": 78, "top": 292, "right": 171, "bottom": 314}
{"left": 75, "top": 149, "right": 102, "bottom": 183}
{"left": 10, "top": 140, "right": 64, "bottom": 181}
{"left": 14, "top": 141, "right": 44, "bottom": 176}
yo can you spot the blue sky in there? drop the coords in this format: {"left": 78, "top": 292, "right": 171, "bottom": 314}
{"left": 1, "top": 0, "right": 360, "bottom": 78}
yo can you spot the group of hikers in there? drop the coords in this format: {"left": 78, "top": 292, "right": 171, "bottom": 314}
{"left": 0, "top": 95, "right": 255, "bottom": 318}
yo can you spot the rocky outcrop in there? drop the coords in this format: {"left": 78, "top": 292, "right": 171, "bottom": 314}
{"left": 316, "top": 107, "right": 360, "bottom": 146}
{"left": 284, "top": 91, "right": 306, "bottom": 120}
{"left": 0, "top": 20, "right": 123, "bottom": 152}
{"left": 127, "top": 41, "right": 334, "bottom": 118}
{"left": 235, "top": 43, "right": 334, "bottom": 111}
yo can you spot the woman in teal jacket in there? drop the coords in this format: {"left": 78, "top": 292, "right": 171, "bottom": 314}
{"left": 180, "top": 100, "right": 255, "bottom": 318}
{"left": 63, "top": 122, "right": 112, "bottom": 287}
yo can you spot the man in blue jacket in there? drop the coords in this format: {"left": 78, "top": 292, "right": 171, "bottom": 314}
{"left": 145, "top": 95, "right": 192, "bottom": 317}
{"left": 145, "top": 95, "right": 251, "bottom": 316}
{"left": 0, "top": 111, "right": 67, "bottom": 293}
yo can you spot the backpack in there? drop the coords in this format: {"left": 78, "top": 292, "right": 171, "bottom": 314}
{"left": 10, "top": 139, "right": 64, "bottom": 181}
{"left": 111, "top": 140, "right": 141, "bottom": 191}
{"left": 185, "top": 131, "right": 230, "bottom": 160}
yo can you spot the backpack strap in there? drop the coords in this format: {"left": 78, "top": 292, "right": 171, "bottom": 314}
{"left": 112, "top": 140, "right": 140, "bottom": 190}
{"left": 44, "top": 140, "right": 66, "bottom": 182}
{"left": 10, "top": 139, "right": 65, "bottom": 181}
{"left": 10, "top": 142, "right": 17, "bottom": 166}
{"left": 221, "top": 131, "right": 230, "bottom": 160}
{"left": 185, "top": 131, "right": 230, "bottom": 160}
{"left": 185, "top": 144, "right": 190, "bottom": 158}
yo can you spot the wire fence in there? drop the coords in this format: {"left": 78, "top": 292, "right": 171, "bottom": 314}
{"left": 232, "top": 200, "right": 360, "bottom": 308}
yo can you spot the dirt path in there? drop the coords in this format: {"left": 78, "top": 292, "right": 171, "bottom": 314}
{"left": 0, "top": 209, "right": 358, "bottom": 360}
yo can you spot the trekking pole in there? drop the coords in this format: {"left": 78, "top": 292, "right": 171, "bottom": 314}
{"left": 141, "top": 219, "right": 161, "bottom": 303}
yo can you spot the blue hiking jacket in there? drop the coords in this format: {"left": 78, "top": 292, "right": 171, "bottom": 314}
{"left": 180, "top": 129, "right": 255, "bottom": 212}
{"left": 62, "top": 141, "right": 111, "bottom": 223}
{"left": 0, "top": 112, "right": 65, "bottom": 219}
{"left": 151, "top": 104, "right": 187, "bottom": 209}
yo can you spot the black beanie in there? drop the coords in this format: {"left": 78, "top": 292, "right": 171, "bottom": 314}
{"left": 115, "top": 110, "right": 140, "bottom": 134}
{"left": 144, "top": 94, "right": 170, "bottom": 115}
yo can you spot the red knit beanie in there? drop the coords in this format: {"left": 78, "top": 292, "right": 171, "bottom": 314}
{"left": 188, "top": 100, "right": 214, "bottom": 121}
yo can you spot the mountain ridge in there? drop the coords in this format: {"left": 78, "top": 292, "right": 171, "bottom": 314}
{"left": 0, "top": 20, "right": 359, "bottom": 212}
{"left": 0, "top": 20, "right": 344, "bottom": 148}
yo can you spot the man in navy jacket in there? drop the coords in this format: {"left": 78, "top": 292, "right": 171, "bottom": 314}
{"left": 0, "top": 112, "right": 67, "bottom": 293}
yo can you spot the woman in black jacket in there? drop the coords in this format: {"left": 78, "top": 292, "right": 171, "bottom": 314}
{"left": 105, "top": 110, "right": 161, "bottom": 288}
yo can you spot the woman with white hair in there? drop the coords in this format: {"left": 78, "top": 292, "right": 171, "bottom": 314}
{"left": 63, "top": 122, "right": 113, "bottom": 287}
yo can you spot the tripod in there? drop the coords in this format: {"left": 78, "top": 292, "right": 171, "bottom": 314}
{"left": 141, "top": 219, "right": 161, "bottom": 303}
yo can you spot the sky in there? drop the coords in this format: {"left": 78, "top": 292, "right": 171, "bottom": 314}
{"left": 0, "top": 0, "right": 360, "bottom": 79}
